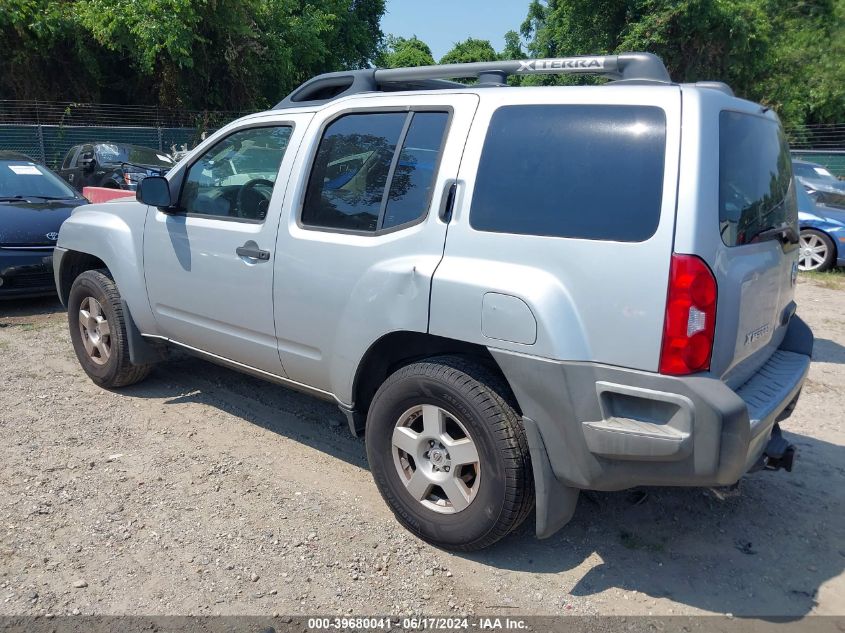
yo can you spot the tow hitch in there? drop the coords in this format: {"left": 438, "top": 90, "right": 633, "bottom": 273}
{"left": 762, "top": 424, "right": 796, "bottom": 472}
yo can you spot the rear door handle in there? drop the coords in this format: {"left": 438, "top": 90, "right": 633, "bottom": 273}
{"left": 438, "top": 179, "right": 458, "bottom": 223}
{"left": 236, "top": 244, "right": 271, "bottom": 261}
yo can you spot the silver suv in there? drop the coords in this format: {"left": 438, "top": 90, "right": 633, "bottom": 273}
{"left": 54, "top": 53, "right": 813, "bottom": 550}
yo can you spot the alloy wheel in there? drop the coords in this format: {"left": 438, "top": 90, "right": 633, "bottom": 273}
{"left": 798, "top": 232, "right": 829, "bottom": 271}
{"left": 78, "top": 296, "right": 112, "bottom": 365}
{"left": 391, "top": 404, "right": 481, "bottom": 514}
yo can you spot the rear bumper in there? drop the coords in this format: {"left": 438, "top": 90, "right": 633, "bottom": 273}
{"left": 0, "top": 248, "right": 57, "bottom": 299}
{"left": 491, "top": 315, "right": 813, "bottom": 537}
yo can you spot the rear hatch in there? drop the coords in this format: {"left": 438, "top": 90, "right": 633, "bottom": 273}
{"left": 676, "top": 91, "right": 800, "bottom": 388}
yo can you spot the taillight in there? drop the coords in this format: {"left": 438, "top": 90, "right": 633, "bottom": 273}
{"left": 659, "top": 254, "right": 717, "bottom": 375}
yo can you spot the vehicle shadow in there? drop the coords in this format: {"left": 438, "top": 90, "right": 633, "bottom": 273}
{"left": 121, "top": 355, "right": 368, "bottom": 469}
{"left": 120, "top": 355, "right": 843, "bottom": 619}
{"left": 813, "top": 337, "right": 845, "bottom": 364}
{"left": 462, "top": 429, "right": 845, "bottom": 618}
{"left": 0, "top": 296, "right": 64, "bottom": 321}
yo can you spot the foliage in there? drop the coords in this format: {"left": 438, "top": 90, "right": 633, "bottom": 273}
{"left": 0, "top": 0, "right": 385, "bottom": 110}
{"left": 375, "top": 35, "right": 435, "bottom": 68}
{"left": 2, "top": 0, "right": 843, "bottom": 126}
{"left": 439, "top": 38, "right": 498, "bottom": 65}
{"left": 517, "top": 0, "right": 845, "bottom": 125}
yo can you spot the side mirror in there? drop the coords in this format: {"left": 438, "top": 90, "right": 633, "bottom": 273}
{"left": 136, "top": 176, "right": 173, "bottom": 208}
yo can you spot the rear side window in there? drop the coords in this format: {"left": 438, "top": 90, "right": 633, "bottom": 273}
{"left": 302, "top": 111, "right": 449, "bottom": 232}
{"left": 470, "top": 105, "right": 666, "bottom": 242}
{"left": 61, "top": 148, "right": 77, "bottom": 170}
{"left": 719, "top": 112, "right": 797, "bottom": 246}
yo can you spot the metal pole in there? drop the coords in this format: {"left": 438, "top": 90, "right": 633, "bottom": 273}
{"left": 37, "top": 125, "right": 46, "bottom": 165}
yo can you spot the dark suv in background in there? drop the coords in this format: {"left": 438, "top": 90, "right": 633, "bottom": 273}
{"left": 58, "top": 142, "right": 174, "bottom": 191}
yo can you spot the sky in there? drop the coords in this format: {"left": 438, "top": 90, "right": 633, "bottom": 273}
{"left": 381, "top": 0, "right": 531, "bottom": 61}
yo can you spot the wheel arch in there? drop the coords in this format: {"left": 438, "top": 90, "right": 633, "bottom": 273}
{"left": 55, "top": 202, "right": 157, "bottom": 333}
{"left": 56, "top": 250, "right": 107, "bottom": 305}
{"left": 350, "top": 332, "right": 516, "bottom": 429}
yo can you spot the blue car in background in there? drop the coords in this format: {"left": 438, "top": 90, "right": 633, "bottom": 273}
{"left": 797, "top": 180, "right": 845, "bottom": 272}
{"left": 793, "top": 159, "right": 845, "bottom": 211}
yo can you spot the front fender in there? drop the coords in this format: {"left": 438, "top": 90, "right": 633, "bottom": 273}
{"left": 55, "top": 201, "right": 157, "bottom": 334}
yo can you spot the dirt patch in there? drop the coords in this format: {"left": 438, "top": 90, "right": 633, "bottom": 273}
{"left": 0, "top": 279, "right": 843, "bottom": 617}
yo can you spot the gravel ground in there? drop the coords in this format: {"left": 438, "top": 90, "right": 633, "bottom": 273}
{"left": 0, "top": 276, "right": 843, "bottom": 618}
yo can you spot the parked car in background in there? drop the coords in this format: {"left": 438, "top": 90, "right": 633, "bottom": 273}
{"left": 57, "top": 143, "right": 174, "bottom": 192}
{"left": 793, "top": 159, "right": 845, "bottom": 210}
{"left": 796, "top": 179, "right": 845, "bottom": 271}
{"left": 0, "top": 151, "right": 86, "bottom": 298}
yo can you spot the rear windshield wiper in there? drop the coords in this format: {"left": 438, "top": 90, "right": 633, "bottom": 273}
{"left": 751, "top": 225, "right": 799, "bottom": 245}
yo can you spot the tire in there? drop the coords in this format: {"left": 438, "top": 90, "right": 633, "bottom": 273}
{"left": 67, "top": 269, "right": 152, "bottom": 388}
{"left": 798, "top": 229, "right": 836, "bottom": 272}
{"left": 365, "top": 355, "right": 534, "bottom": 551}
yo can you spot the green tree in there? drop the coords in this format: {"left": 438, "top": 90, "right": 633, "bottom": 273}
{"left": 0, "top": 0, "right": 385, "bottom": 110}
{"left": 439, "top": 37, "right": 498, "bottom": 64}
{"left": 501, "top": 30, "right": 527, "bottom": 60}
{"left": 518, "top": 0, "right": 845, "bottom": 125}
{"left": 376, "top": 35, "right": 435, "bottom": 68}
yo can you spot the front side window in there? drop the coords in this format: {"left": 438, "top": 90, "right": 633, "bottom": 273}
{"left": 178, "top": 126, "right": 292, "bottom": 221}
{"left": 61, "top": 148, "right": 77, "bottom": 170}
{"left": 719, "top": 112, "right": 797, "bottom": 246}
{"left": 470, "top": 105, "right": 667, "bottom": 242}
{"left": 302, "top": 111, "right": 449, "bottom": 232}
{"left": 77, "top": 145, "right": 94, "bottom": 167}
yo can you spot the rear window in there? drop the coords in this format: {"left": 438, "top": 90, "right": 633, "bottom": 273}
{"left": 96, "top": 144, "right": 174, "bottom": 168}
{"left": 469, "top": 105, "right": 666, "bottom": 242}
{"left": 719, "top": 112, "right": 797, "bottom": 246}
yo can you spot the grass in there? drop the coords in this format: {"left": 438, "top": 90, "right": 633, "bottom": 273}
{"left": 801, "top": 268, "right": 845, "bottom": 290}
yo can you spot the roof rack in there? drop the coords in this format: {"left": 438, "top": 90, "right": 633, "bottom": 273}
{"left": 274, "top": 52, "right": 671, "bottom": 109}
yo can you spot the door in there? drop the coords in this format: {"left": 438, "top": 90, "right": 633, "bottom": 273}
{"left": 272, "top": 94, "right": 479, "bottom": 399}
{"left": 677, "top": 103, "right": 801, "bottom": 387}
{"left": 75, "top": 144, "right": 97, "bottom": 189}
{"left": 58, "top": 147, "right": 80, "bottom": 188}
{"left": 142, "top": 114, "right": 312, "bottom": 375}
{"left": 60, "top": 145, "right": 89, "bottom": 189}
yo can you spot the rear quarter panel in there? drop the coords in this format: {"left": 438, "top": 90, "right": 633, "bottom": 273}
{"left": 430, "top": 86, "right": 682, "bottom": 371}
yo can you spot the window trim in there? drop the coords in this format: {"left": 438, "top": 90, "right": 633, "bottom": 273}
{"left": 296, "top": 105, "right": 454, "bottom": 237}
{"left": 169, "top": 122, "right": 296, "bottom": 225}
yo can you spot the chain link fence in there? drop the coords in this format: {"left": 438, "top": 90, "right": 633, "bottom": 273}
{"left": 1, "top": 99, "right": 844, "bottom": 176}
{"left": 0, "top": 100, "right": 253, "bottom": 169}
{"left": 786, "top": 122, "right": 845, "bottom": 177}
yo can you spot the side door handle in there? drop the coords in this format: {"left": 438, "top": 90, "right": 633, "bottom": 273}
{"left": 236, "top": 243, "right": 271, "bottom": 261}
{"left": 438, "top": 179, "right": 458, "bottom": 223}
